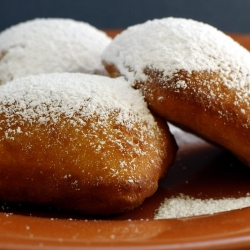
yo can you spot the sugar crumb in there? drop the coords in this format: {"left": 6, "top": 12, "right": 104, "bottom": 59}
{"left": 155, "top": 194, "right": 250, "bottom": 219}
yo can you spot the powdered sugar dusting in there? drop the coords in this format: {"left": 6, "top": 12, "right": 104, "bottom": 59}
{"left": 0, "top": 73, "right": 166, "bottom": 177}
{"left": 154, "top": 194, "right": 250, "bottom": 219}
{"left": 0, "top": 73, "right": 157, "bottom": 131}
{"left": 103, "top": 17, "right": 250, "bottom": 91}
{"left": 0, "top": 18, "right": 111, "bottom": 84}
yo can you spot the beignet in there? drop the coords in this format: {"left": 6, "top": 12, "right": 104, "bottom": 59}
{"left": 0, "top": 18, "right": 111, "bottom": 85}
{"left": 102, "top": 17, "right": 250, "bottom": 167}
{"left": 0, "top": 73, "right": 177, "bottom": 215}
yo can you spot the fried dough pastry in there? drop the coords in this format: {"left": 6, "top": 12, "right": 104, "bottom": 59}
{"left": 102, "top": 17, "right": 250, "bottom": 166}
{"left": 0, "top": 18, "right": 111, "bottom": 85}
{"left": 0, "top": 73, "right": 177, "bottom": 215}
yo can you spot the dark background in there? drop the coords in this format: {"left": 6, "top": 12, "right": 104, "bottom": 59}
{"left": 1, "top": 0, "right": 250, "bottom": 33}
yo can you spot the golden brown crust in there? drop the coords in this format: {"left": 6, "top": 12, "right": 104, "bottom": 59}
{"left": 137, "top": 69, "right": 250, "bottom": 166}
{"left": 0, "top": 112, "right": 176, "bottom": 215}
{"left": 103, "top": 62, "right": 121, "bottom": 78}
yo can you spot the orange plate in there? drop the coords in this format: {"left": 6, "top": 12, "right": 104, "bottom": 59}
{"left": 1, "top": 32, "right": 250, "bottom": 250}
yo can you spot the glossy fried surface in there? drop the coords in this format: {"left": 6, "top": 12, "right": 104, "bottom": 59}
{"left": 134, "top": 69, "right": 250, "bottom": 166}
